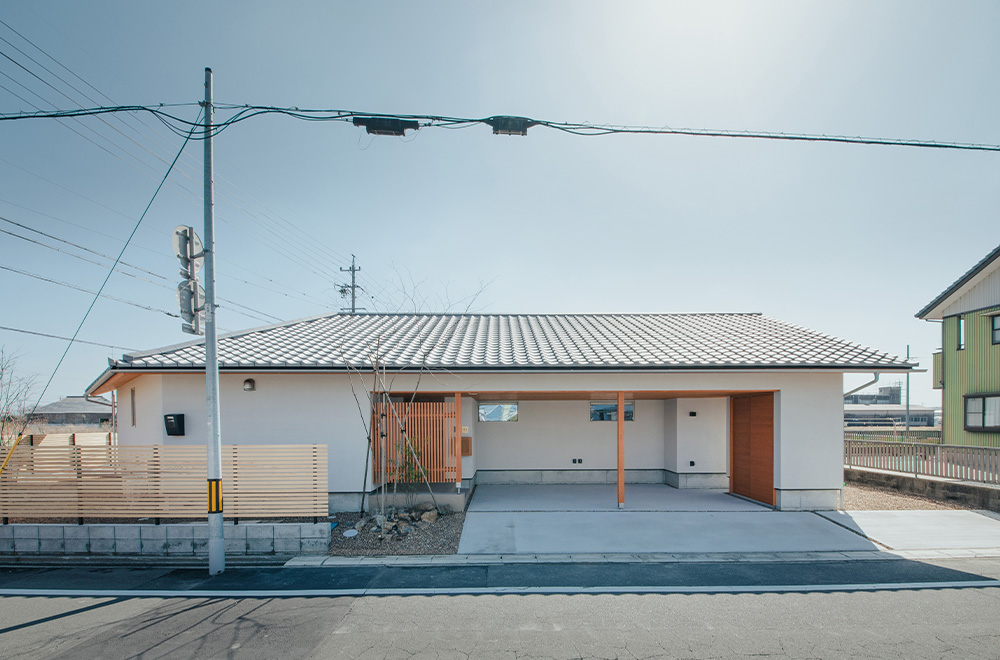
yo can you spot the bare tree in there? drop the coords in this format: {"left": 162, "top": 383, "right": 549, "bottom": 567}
{"left": 0, "top": 349, "right": 36, "bottom": 447}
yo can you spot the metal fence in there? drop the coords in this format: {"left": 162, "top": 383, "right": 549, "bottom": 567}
{"left": 844, "top": 439, "right": 1000, "bottom": 486}
{"left": 844, "top": 429, "right": 942, "bottom": 443}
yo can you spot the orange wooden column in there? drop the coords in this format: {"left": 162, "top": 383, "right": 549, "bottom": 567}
{"left": 617, "top": 391, "right": 625, "bottom": 508}
{"left": 454, "top": 393, "right": 463, "bottom": 491}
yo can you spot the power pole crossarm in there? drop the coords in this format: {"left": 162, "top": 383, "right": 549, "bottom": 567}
{"left": 340, "top": 255, "right": 364, "bottom": 314}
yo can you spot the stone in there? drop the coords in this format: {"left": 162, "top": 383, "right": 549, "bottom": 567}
{"left": 398, "top": 523, "right": 413, "bottom": 535}
{"left": 414, "top": 501, "right": 436, "bottom": 512}
{"left": 354, "top": 518, "right": 368, "bottom": 530}
{"left": 342, "top": 529, "right": 358, "bottom": 538}
{"left": 420, "top": 509, "right": 439, "bottom": 523}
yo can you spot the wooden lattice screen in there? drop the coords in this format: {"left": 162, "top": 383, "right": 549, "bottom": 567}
{"left": 371, "top": 400, "right": 457, "bottom": 485}
{"left": 0, "top": 444, "right": 328, "bottom": 519}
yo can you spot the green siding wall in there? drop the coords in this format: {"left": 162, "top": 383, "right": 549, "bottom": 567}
{"left": 942, "top": 304, "right": 1000, "bottom": 447}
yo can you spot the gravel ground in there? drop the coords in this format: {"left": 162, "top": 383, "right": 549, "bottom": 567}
{"left": 328, "top": 510, "right": 465, "bottom": 556}
{"left": 841, "top": 483, "right": 973, "bottom": 511}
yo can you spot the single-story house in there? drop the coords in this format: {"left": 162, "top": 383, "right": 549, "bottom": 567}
{"left": 86, "top": 312, "right": 912, "bottom": 511}
{"left": 27, "top": 395, "right": 113, "bottom": 427}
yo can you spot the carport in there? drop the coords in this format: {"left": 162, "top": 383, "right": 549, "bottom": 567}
{"left": 457, "top": 484, "right": 880, "bottom": 555}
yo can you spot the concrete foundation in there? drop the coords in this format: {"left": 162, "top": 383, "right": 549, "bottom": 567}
{"left": 775, "top": 489, "right": 840, "bottom": 511}
{"left": 664, "top": 470, "right": 729, "bottom": 489}
{"left": 0, "top": 522, "right": 331, "bottom": 556}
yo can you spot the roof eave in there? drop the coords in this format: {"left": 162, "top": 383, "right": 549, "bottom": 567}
{"left": 916, "top": 244, "right": 1000, "bottom": 320}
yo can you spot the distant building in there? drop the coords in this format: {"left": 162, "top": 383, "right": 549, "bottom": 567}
{"left": 28, "top": 396, "right": 112, "bottom": 427}
{"left": 916, "top": 243, "right": 1000, "bottom": 447}
{"left": 843, "top": 403, "right": 938, "bottom": 427}
{"left": 843, "top": 384, "right": 902, "bottom": 405}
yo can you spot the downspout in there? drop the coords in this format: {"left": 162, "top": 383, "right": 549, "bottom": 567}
{"left": 843, "top": 372, "right": 880, "bottom": 398}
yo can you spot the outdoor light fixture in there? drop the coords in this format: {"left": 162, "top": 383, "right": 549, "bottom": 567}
{"left": 352, "top": 117, "right": 419, "bottom": 136}
{"left": 243, "top": 378, "right": 256, "bottom": 392}
{"left": 485, "top": 116, "right": 536, "bottom": 136}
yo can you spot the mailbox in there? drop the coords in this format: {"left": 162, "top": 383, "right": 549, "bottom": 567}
{"left": 164, "top": 413, "right": 185, "bottom": 436}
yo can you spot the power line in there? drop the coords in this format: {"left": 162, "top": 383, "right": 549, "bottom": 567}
{"left": 16, "top": 115, "right": 198, "bottom": 417}
{"left": 3, "top": 103, "right": 999, "bottom": 152}
{"left": 0, "top": 215, "right": 283, "bottom": 323}
{"left": 1, "top": 264, "right": 179, "bottom": 317}
{"left": 0, "top": 325, "right": 136, "bottom": 351}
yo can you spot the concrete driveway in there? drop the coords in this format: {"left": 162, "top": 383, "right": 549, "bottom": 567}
{"left": 458, "top": 484, "right": 879, "bottom": 555}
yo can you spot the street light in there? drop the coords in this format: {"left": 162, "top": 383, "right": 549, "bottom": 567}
{"left": 352, "top": 117, "right": 419, "bottom": 136}
{"left": 485, "top": 116, "right": 536, "bottom": 136}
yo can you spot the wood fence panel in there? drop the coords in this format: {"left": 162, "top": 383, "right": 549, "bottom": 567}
{"left": 0, "top": 444, "right": 327, "bottom": 519}
{"left": 372, "top": 401, "right": 456, "bottom": 485}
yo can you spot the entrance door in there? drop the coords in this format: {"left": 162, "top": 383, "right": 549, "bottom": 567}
{"left": 730, "top": 393, "right": 774, "bottom": 506}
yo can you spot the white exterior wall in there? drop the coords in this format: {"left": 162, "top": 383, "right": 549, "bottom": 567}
{"left": 474, "top": 399, "right": 664, "bottom": 471}
{"left": 113, "top": 368, "right": 845, "bottom": 508}
{"left": 668, "top": 398, "right": 729, "bottom": 481}
{"left": 115, "top": 373, "right": 370, "bottom": 496}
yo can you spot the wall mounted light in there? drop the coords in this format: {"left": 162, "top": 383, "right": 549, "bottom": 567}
{"left": 243, "top": 378, "right": 256, "bottom": 392}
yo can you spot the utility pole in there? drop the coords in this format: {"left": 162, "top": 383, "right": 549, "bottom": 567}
{"left": 203, "top": 67, "right": 224, "bottom": 575}
{"left": 905, "top": 344, "right": 911, "bottom": 432}
{"left": 340, "top": 255, "right": 364, "bottom": 314}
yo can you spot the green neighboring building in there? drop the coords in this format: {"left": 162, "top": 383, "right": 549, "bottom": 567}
{"left": 917, "top": 244, "right": 1000, "bottom": 447}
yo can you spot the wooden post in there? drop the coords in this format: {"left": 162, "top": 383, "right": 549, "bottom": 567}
{"left": 454, "top": 393, "right": 463, "bottom": 491}
{"left": 617, "top": 391, "right": 625, "bottom": 509}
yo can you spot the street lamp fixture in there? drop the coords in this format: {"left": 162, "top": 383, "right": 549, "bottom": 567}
{"left": 486, "top": 116, "right": 536, "bottom": 136}
{"left": 352, "top": 117, "right": 419, "bottom": 136}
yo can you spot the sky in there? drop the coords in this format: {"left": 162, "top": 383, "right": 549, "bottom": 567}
{"left": 1, "top": 1, "right": 998, "bottom": 408}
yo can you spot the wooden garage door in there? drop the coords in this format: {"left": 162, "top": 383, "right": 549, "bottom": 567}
{"left": 730, "top": 393, "right": 775, "bottom": 506}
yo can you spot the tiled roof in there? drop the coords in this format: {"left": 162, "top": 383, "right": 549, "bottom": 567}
{"left": 31, "top": 396, "right": 112, "bottom": 414}
{"left": 916, "top": 243, "right": 1000, "bottom": 319}
{"left": 111, "top": 313, "right": 911, "bottom": 371}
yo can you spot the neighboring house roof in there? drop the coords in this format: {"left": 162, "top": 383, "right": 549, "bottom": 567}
{"left": 31, "top": 396, "right": 112, "bottom": 415}
{"left": 916, "top": 243, "right": 1000, "bottom": 320}
{"left": 87, "top": 313, "right": 912, "bottom": 393}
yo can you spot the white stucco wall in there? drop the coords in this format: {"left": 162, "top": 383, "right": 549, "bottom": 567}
{"left": 665, "top": 398, "right": 728, "bottom": 475}
{"left": 115, "top": 373, "right": 371, "bottom": 494}
{"left": 473, "top": 399, "right": 664, "bottom": 471}
{"left": 113, "top": 368, "right": 846, "bottom": 505}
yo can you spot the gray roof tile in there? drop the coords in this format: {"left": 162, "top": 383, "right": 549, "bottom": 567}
{"left": 113, "top": 313, "right": 911, "bottom": 372}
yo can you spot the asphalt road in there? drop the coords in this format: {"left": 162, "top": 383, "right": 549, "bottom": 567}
{"left": 1, "top": 559, "right": 1000, "bottom": 659}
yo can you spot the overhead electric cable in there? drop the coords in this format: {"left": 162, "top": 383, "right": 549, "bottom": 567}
{"left": 0, "top": 216, "right": 284, "bottom": 323}
{"left": 2, "top": 104, "right": 999, "bottom": 152}
{"left": 16, "top": 109, "right": 200, "bottom": 419}
{"left": 0, "top": 325, "right": 136, "bottom": 351}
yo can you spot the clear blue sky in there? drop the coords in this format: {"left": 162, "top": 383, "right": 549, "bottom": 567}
{"left": 2, "top": 1, "right": 998, "bottom": 407}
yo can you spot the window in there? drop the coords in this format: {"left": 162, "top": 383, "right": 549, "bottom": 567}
{"left": 590, "top": 401, "right": 634, "bottom": 421}
{"left": 130, "top": 388, "right": 136, "bottom": 427}
{"left": 478, "top": 403, "right": 518, "bottom": 422}
{"left": 958, "top": 316, "right": 965, "bottom": 350}
{"left": 993, "top": 315, "right": 1000, "bottom": 345}
{"left": 965, "top": 394, "right": 1000, "bottom": 431}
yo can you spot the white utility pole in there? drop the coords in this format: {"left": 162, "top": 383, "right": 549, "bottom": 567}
{"left": 905, "top": 344, "right": 911, "bottom": 432}
{"left": 203, "top": 67, "right": 225, "bottom": 574}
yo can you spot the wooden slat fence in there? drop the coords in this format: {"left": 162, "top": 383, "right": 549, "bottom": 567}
{"left": 372, "top": 401, "right": 456, "bottom": 485}
{"left": 845, "top": 440, "right": 1000, "bottom": 486}
{"left": 22, "top": 432, "right": 115, "bottom": 447}
{"left": 0, "top": 444, "right": 327, "bottom": 519}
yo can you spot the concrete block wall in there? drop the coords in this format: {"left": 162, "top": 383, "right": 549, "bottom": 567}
{"left": 0, "top": 522, "right": 331, "bottom": 556}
